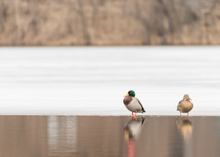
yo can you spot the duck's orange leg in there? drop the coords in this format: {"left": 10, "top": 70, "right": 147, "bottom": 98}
{"left": 131, "top": 112, "right": 135, "bottom": 119}
{"left": 131, "top": 112, "right": 137, "bottom": 119}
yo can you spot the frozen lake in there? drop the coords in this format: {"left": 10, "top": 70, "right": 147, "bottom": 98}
{"left": 0, "top": 48, "right": 220, "bottom": 115}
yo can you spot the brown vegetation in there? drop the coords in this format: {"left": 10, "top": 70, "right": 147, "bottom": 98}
{"left": 0, "top": 0, "right": 220, "bottom": 45}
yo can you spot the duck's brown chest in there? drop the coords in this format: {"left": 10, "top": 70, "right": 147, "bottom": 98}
{"left": 123, "top": 96, "right": 132, "bottom": 105}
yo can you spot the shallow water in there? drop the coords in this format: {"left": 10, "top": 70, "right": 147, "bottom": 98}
{"left": 0, "top": 116, "right": 220, "bottom": 157}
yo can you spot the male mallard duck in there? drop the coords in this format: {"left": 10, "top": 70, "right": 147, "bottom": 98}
{"left": 177, "top": 94, "right": 193, "bottom": 116}
{"left": 123, "top": 90, "right": 145, "bottom": 118}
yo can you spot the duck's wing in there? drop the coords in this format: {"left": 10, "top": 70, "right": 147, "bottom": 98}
{"left": 177, "top": 100, "right": 182, "bottom": 111}
{"left": 137, "top": 99, "right": 145, "bottom": 112}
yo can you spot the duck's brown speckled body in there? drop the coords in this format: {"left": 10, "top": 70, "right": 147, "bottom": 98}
{"left": 177, "top": 94, "right": 193, "bottom": 116}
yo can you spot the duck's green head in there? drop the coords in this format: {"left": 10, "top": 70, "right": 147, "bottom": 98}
{"left": 128, "top": 90, "right": 136, "bottom": 97}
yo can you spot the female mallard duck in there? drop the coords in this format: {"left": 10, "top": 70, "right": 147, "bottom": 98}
{"left": 177, "top": 94, "right": 193, "bottom": 116}
{"left": 123, "top": 90, "right": 145, "bottom": 118}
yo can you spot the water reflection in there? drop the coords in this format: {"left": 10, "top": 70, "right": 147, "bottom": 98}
{"left": 124, "top": 117, "right": 145, "bottom": 157}
{"left": 48, "top": 116, "right": 78, "bottom": 156}
{"left": 176, "top": 117, "right": 193, "bottom": 139}
{"left": 0, "top": 116, "right": 220, "bottom": 157}
{"left": 176, "top": 117, "right": 193, "bottom": 157}
{"left": 124, "top": 117, "right": 145, "bottom": 140}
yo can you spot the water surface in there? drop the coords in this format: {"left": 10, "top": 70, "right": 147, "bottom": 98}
{"left": 0, "top": 116, "right": 220, "bottom": 157}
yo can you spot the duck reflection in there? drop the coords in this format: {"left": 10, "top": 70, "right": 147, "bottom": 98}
{"left": 176, "top": 117, "right": 193, "bottom": 139}
{"left": 176, "top": 117, "right": 193, "bottom": 157}
{"left": 124, "top": 117, "right": 145, "bottom": 157}
{"left": 124, "top": 117, "right": 145, "bottom": 140}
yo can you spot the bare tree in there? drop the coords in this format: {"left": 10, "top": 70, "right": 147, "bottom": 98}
{"left": 76, "top": 0, "right": 91, "bottom": 45}
{"left": 124, "top": 0, "right": 200, "bottom": 44}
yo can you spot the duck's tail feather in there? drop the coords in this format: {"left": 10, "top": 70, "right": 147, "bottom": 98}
{"left": 137, "top": 99, "right": 145, "bottom": 113}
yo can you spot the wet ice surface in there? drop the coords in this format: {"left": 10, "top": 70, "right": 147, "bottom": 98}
{"left": 0, "top": 116, "right": 220, "bottom": 157}
{"left": 0, "top": 48, "right": 220, "bottom": 115}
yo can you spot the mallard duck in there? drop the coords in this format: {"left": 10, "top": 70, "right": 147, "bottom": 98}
{"left": 177, "top": 94, "right": 193, "bottom": 116}
{"left": 123, "top": 90, "right": 145, "bottom": 118}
